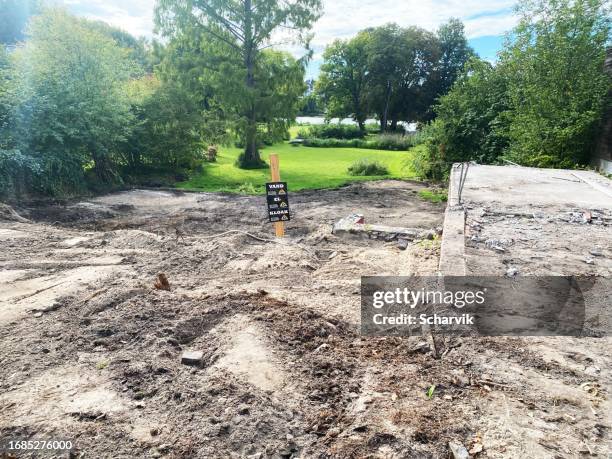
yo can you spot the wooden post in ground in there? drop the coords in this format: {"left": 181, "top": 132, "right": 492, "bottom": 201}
{"left": 269, "top": 154, "right": 285, "bottom": 238}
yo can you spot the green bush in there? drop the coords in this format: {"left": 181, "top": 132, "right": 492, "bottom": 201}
{"left": 407, "top": 138, "right": 449, "bottom": 182}
{"left": 347, "top": 158, "right": 389, "bottom": 176}
{"left": 0, "top": 149, "right": 86, "bottom": 198}
{"left": 370, "top": 133, "right": 416, "bottom": 151}
{"left": 303, "top": 138, "right": 364, "bottom": 148}
{"left": 297, "top": 123, "right": 365, "bottom": 140}
{"left": 0, "top": 150, "right": 40, "bottom": 198}
{"left": 303, "top": 133, "right": 416, "bottom": 151}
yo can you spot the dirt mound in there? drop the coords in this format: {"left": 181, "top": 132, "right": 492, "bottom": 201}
{"left": 104, "top": 229, "right": 166, "bottom": 250}
{"left": 4, "top": 183, "right": 608, "bottom": 458}
{"left": 0, "top": 203, "right": 29, "bottom": 223}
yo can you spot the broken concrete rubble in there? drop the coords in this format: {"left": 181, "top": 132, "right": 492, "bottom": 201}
{"left": 332, "top": 214, "right": 434, "bottom": 242}
{"left": 448, "top": 441, "right": 470, "bottom": 459}
{"left": 181, "top": 351, "right": 203, "bottom": 366}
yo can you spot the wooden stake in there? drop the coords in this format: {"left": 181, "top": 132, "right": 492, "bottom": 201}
{"left": 269, "top": 154, "right": 285, "bottom": 238}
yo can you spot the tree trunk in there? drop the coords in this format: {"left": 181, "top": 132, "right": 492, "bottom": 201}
{"left": 92, "top": 151, "right": 116, "bottom": 184}
{"left": 238, "top": 0, "right": 264, "bottom": 169}
{"left": 381, "top": 80, "right": 392, "bottom": 133}
{"left": 391, "top": 119, "right": 398, "bottom": 131}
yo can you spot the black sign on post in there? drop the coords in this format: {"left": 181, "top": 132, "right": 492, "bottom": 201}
{"left": 266, "top": 182, "right": 290, "bottom": 222}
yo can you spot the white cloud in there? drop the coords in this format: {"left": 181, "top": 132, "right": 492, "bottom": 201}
{"left": 59, "top": 0, "right": 155, "bottom": 38}
{"left": 60, "top": 0, "right": 519, "bottom": 54}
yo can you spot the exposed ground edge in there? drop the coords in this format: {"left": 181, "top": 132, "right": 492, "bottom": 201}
{"left": 439, "top": 164, "right": 467, "bottom": 276}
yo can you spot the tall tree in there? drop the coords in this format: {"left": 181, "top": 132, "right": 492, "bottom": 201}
{"left": 88, "top": 21, "right": 154, "bottom": 74}
{"left": 434, "top": 57, "right": 510, "bottom": 165}
{"left": 156, "top": 0, "right": 322, "bottom": 169}
{"left": 11, "top": 8, "right": 134, "bottom": 186}
{"left": 502, "top": 0, "right": 611, "bottom": 166}
{"left": 0, "top": 46, "right": 10, "bottom": 148}
{"left": 435, "top": 19, "right": 474, "bottom": 98}
{"left": 389, "top": 26, "right": 439, "bottom": 127}
{"left": 0, "top": 0, "right": 41, "bottom": 44}
{"left": 316, "top": 33, "right": 371, "bottom": 130}
{"left": 364, "top": 24, "right": 440, "bottom": 131}
{"left": 364, "top": 24, "right": 406, "bottom": 132}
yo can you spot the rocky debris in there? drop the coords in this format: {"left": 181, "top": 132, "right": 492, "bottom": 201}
{"left": 506, "top": 267, "right": 519, "bottom": 277}
{"left": 469, "top": 439, "right": 484, "bottom": 455}
{"left": 181, "top": 351, "right": 203, "bottom": 366}
{"left": 484, "top": 238, "right": 513, "bottom": 252}
{"left": 397, "top": 239, "right": 409, "bottom": 251}
{"left": 561, "top": 210, "right": 610, "bottom": 225}
{"left": 449, "top": 441, "right": 470, "bottom": 459}
{"left": 585, "top": 258, "right": 595, "bottom": 265}
{"left": 154, "top": 273, "right": 171, "bottom": 291}
{"left": 423, "top": 229, "right": 437, "bottom": 240}
{"left": 480, "top": 207, "right": 612, "bottom": 227}
{"left": 332, "top": 214, "right": 435, "bottom": 242}
{"left": 409, "top": 341, "right": 430, "bottom": 354}
{"left": 589, "top": 249, "right": 604, "bottom": 257}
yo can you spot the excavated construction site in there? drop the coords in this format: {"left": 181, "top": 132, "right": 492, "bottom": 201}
{"left": 0, "top": 172, "right": 611, "bottom": 459}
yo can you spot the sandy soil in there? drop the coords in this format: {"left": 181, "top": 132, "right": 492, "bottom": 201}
{"left": 0, "top": 180, "right": 609, "bottom": 458}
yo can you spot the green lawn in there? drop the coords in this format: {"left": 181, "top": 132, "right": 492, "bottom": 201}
{"left": 178, "top": 142, "right": 416, "bottom": 193}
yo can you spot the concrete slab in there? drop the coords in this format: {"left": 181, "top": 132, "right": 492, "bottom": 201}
{"left": 460, "top": 165, "right": 612, "bottom": 209}
{"left": 440, "top": 164, "right": 612, "bottom": 277}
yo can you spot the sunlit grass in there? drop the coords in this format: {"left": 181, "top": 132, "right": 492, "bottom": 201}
{"left": 178, "top": 142, "right": 417, "bottom": 194}
{"left": 418, "top": 189, "right": 448, "bottom": 203}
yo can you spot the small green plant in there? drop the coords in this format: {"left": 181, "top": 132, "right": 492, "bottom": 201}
{"left": 236, "top": 182, "right": 257, "bottom": 194}
{"left": 426, "top": 385, "right": 436, "bottom": 399}
{"left": 96, "top": 360, "right": 109, "bottom": 370}
{"left": 347, "top": 159, "right": 389, "bottom": 176}
{"left": 418, "top": 189, "right": 448, "bottom": 203}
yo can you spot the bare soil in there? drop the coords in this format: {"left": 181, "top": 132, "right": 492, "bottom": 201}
{"left": 0, "top": 181, "right": 610, "bottom": 458}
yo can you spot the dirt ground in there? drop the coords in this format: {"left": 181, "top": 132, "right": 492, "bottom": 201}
{"left": 0, "top": 179, "right": 610, "bottom": 458}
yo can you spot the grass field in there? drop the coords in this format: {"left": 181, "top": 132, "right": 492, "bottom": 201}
{"left": 178, "top": 142, "right": 416, "bottom": 193}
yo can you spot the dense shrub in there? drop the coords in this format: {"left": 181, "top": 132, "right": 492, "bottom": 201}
{"left": 303, "top": 133, "right": 416, "bottom": 151}
{"left": 409, "top": 0, "right": 610, "bottom": 175}
{"left": 123, "top": 77, "right": 208, "bottom": 171}
{"left": 297, "top": 124, "right": 366, "bottom": 140}
{"left": 0, "top": 150, "right": 40, "bottom": 198}
{"left": 407, "top": 128, "right": 449, "bottom": 181}
{"left": 347, "top": 158, "right": 389, "bottom": 176}
{"left": 407, "top": 58, "right": 510, "bottom": 181}
{"left": 371, "top": 133, "right": 416, "bottom": 150}
{"left": 501, "top": 0, "right": 610, "bottom": 167}
{"left": 0, "top": 149, "right": 86, "bottom": 198}
{"left": 303, "top": 138, "right": 364, "bottom": 148}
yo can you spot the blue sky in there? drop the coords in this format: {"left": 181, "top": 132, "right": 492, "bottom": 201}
{"left": 58, "top": 0, "right": 518, "bottom": 77}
